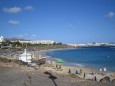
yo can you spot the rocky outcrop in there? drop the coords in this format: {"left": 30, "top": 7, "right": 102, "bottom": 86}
{"left": 100, "top": 76, "right": 110, "bottom": 83}
{"left": 111, "top": 79, "right": 115, "bottom": 85}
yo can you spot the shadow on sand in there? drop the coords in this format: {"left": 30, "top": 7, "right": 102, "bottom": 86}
{"left": 44, "top": 71, "right": 57, "bottom": 86}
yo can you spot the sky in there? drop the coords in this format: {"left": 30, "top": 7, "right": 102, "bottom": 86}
{"left": 0, "top": 0, "right": 115, "bottom": 44}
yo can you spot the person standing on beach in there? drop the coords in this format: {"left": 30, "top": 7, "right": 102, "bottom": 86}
{"left": 100, "top": 68, "right": 102, "bottom": 72}
{"left": 80, "top": 69, "right": 82, "bottom": 75}
{"left": 56, "top": 64, "right": 58, "bottom": 70}
{"left": 84, "top": 73, "right": 86, "bottom": 78}
{"left": 103, "top": 68, "right": 106, "bottom": 72}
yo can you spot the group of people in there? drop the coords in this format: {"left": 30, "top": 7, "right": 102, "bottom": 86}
{"left": 56, "top": 64, "right": 61, "bottom": 70}
{"left": 100, "top": 68, "right": 106, "bottom": 72}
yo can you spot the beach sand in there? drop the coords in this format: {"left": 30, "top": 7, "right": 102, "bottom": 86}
{"left": 0, "top": 62, "right": 114, "bottom": 86}
{"left": 0, "top": 49, "right": 115, "bottom": 86}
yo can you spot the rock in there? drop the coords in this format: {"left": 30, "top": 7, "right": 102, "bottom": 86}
{"left": 111, "top": 79, "right": 115, "bottom": 85}
{"left": 100, "top": 76, "right": 110, "bottom": 83}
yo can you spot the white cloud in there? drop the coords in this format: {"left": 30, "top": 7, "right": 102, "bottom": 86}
{"left": 3, "top": 7, "right": 21, "bottom": 13}
{"left": 8, "top": 20, "right": 20, "bottom": 25}
{"left": 18, "top": 35, "right": 23, "bottom": 37}
{"left": 17, "top": 34, "right": 37, "bottom": 39}
{"left": 23, "top": 34, "right": 29, "bottom": 36}
{"left": 32, "top": 34, "right": 36, "bottom": 37}
{"left": 29, "top": 34, "right": 37, "bottom": 40}
{"left": 17, "top": 34, "right": 27, "bottom": 38}
{"left": 3, "top": 6, "right": 33, "bottom": 13}
{"left": 24, "top": 6, "right": 33, "bottom": 10}
{"left": 106, "top": 12, "right": 115, "bottom": 18}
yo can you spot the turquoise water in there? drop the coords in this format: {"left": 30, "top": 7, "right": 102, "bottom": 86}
{"left": 44, "top": 46, "right": 115, "bottom": 72}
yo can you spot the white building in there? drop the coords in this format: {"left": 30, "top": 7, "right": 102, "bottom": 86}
{"left": 19, "top": 49, "right": 34, "bottom": 62}
{"left": 0, "top": 36, "right": 4, "bottom": 42}
{"left": 19, "top": 40, "right": 55, "bottom": 44}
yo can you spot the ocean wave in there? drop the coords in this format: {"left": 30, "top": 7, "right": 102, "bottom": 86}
{"left": 75, "top": 63, "right": 84, "bottom": 67}
{"left": 65, "top": 63, "right": 84, "bottom": 68}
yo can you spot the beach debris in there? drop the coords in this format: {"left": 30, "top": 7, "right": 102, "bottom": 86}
{"left": 111, "top": 79, "right": 115, "bottom": 85}
{"left": 100, "top": 76, "right": 110, "bottom": 83}
{"left": 68, "top": 69, "right": 71, "bottom": 74}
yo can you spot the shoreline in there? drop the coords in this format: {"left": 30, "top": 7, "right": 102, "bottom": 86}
{"left": 0, "top": 48, "right": 115, "bottom": 82}
{"left": 37, "top": 48, "right": 115, "bottom": 78}
{"left": 1, "top": 47, "right": 115, "bottom": 73}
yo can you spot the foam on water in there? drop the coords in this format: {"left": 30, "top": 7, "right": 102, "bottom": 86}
{"left": 75, "top": 63, "right": 84, "bottom": 68}
{"left": 64, "top": 62, "right": 84, "bottom": 68}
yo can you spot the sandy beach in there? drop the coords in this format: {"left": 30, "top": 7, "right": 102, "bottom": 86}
{"left": 0, "top": 48, "right": 115, "bottom": 86}
{"left": 38, "top": 49, "right": 115, "bottom": 74}
{"left": 0, "top": 62, "right": 114, "bottom": 86}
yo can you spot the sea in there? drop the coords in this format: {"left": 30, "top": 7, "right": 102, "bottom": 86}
{"left": 42, "top": 46, "right": 115, "bottom": 72}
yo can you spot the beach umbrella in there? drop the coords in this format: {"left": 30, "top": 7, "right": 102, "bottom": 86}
{"left": 55, "top": 59, "right": 64, "bottom": 63}
{"left": 74, "top": 70, "right": 79, "bottom": 75}
{"left": 68, "top": 69, "right": 71, "bottom": 73}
